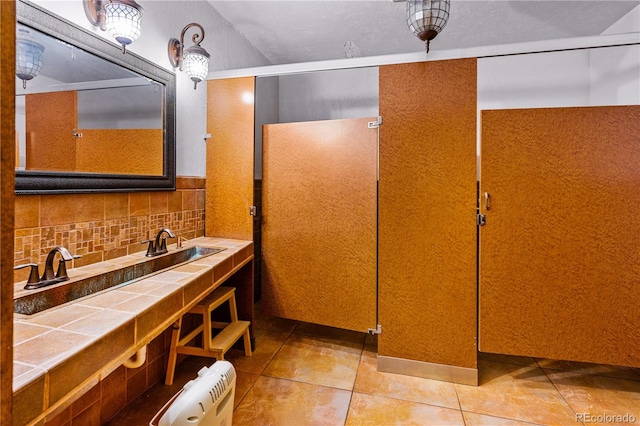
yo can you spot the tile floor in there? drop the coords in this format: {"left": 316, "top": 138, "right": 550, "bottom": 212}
{"left": 108, "top": 306, "right": 640, "bottom": 425}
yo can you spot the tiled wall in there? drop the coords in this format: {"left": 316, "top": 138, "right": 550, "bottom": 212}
{"left": 16, "top": 175, "right": 206, "bottom": 424}
{"left": 16, "top": 176, "right": 247, "bottom": 424}
{"left": 13, "top": 177, "right": 206, "bottom": 283}
{"left": 42, "top": 328, "right": 175, "bottom": 425}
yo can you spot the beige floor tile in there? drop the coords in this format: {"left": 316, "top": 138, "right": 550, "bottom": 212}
{"left": 263, "top": 334, "right": 362, "bottom": 390}
{"left": 225, "top": 328, "right": 290, "bottom": 375}
{"left": 354, "top": 347, "right": 460, "bottom": 410}
{"left": 233, "top": 376, "right": 351, "bottom": 426}
{"left": 294, "top": 321, "right": 367, "bottom": 345}
{"left": 479, "top": 352, "right": 537, "bottom": 366}
{"left": 544, "top": 368, "right": 640, "bottom": 422}
{"left": 455, "top": 360, "right": 577, "bottom": 425}
{"left": 345, "top": 392, "right": 465, "bottom": 426}
{"left": 234, "top": 371, "right": 259, "bottom": 409}
{"left": 463, "top": 411, "right": 543, "bottom": 425}
{"left": 537, "top": 359, "right": 640, "bottom": 382}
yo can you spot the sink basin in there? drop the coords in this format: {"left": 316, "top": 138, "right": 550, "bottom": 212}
{"left": 14, "top": 246, "right": 225, "bottom": 315}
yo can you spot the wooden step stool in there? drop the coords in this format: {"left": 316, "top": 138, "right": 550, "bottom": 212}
{"left": 165, "top": 286, "right": 252, "bottom": 385}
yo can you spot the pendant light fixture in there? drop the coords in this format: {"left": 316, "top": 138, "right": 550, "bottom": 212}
{"left": 84, "top": 0, "right": 144, "bottom": 54}
{"left": 406, "top": 0, "right": 450, "bottom": 53}
{"left": 168, "top": 23, "right": 210, "bottom": 90}
{"left": 16, "top": 29, "right": 45, "bottom": 89}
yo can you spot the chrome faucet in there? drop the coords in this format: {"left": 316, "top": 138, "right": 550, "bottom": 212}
{"left": 15, "top": 246, "right": 80, "bottom": 290}
{"left": 142, "top": 228, "right": 176, "bottom": 257}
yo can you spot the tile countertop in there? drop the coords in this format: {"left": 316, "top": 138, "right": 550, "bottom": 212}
{"left": 12, "top": 237, "right": 254, "bottom": 426}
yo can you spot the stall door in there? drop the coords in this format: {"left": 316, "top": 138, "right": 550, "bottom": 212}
{"left": 262, "top": 117, "right": 377, "bottom": 333}
{"left": 480, "top": 105, "right": 640, "bottom": 367}
{"left": 26, "top": 91, "right": 77, "bottom": 171}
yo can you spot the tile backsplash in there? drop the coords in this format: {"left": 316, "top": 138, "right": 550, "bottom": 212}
{"left": 14, "top": 177, "right": 205, "bottom": 283}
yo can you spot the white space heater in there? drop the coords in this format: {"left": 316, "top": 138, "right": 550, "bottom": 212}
{"left": 151, "top": 361, "right": 236, "bottom": 426}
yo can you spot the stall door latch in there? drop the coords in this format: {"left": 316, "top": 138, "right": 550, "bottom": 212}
{"left": 477, "top": 214, "right": 486, "bottom": 226}
{"left": 250, "top": 206, "right": 257, "bottom": 216}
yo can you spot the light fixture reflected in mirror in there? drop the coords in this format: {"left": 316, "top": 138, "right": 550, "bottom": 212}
{"left": 168, "top": 23, "right": 210, "bottom": 90}
{"left": 16, "top": 28, "right": 45, "bottom": 89}
{"left": 84, "top": 0, "right": 143, "bottom": 54}
{"left": 406, "top": 0, "right": 450, "bottom": 53}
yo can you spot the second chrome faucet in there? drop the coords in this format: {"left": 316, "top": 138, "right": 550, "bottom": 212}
{"left": 143, "top": 228, "right": 176, "bottom": 257}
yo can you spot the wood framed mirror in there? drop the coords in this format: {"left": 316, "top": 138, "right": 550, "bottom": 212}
{"left": 15, "top": 0, "right": 176, "bottom": 194}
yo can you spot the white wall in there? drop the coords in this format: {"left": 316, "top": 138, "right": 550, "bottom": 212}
{"left": 591, "top": 5, "right": 640, "bottom": 106}
{"left": 278, "top": 67, "right": 378, "bottom": 123}
{"left": 478, "top": 4, "right": 640, "bottom": 111}
{"left": 77, "top": 86, "right": 163, "bottom": 129}
{"left": 589, "top": 45, "right": 640, "bottom": 105}
{"left": 31, "top": 0, "right": 271, "bottom": 177}
{"left": 478, "top": 50, "right": 592, "bottom": 110}
{"left": 254, "top": 76, "right": 279, "bottom": 179}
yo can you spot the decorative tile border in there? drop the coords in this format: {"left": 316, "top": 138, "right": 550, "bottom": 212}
{"left": 14, "top": 177, "right": 206, "bottom": 283}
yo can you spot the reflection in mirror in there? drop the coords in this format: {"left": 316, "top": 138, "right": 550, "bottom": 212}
{"left": 15, "top": 22, "right": 164, "bottom": 176}
{"left": 15, "top": 0, "right": 175, "bottom": 194}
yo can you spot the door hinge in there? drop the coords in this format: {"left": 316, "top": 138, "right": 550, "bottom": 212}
{"left": 250, "top": 206, "right": 257, "bottom": 216}
{"left": 477, "top": 214, "right": 486, "bottom": 226}
{"left": 368, "top": 324, "right": 382, "bottom": 335}
{"left": 368, "top": 116, "right": 382, "bottom": 129}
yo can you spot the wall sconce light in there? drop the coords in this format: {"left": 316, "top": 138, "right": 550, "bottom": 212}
{"left": 406, "top": 0, "right": 450, "bottom": 53}
{"left": 168, "top": 23, "right": 210, "bottom": 90}
{"left": 16, "top": 29, "right": 45, "bottom": 89}
{"left": 83, "top": 0, "right": 143, "bottom": 54}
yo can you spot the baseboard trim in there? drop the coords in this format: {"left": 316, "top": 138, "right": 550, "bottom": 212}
{"left": 377, "top": 355, "right": 478, "bottom": 386}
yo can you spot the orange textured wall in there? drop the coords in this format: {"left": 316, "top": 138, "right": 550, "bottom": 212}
{"left": 480, "top": 105, "right": 640, "bottom": 367}
{"left": 378, "top": 59, "right": 478, "bottom": 368}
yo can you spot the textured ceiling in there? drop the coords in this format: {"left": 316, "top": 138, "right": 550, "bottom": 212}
{"left": 208, "top": 0, "right": 640, "bottom": 65}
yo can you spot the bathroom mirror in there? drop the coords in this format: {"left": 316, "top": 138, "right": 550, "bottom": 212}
{"left": 15, "top": 0, "right": 176, "bottom": 194}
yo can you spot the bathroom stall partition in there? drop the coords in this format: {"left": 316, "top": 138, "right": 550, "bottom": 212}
{"left": 479, "top": 105, "right": 640, "bottom": 367}
{"left": 205, "top": 77, "right": 257, "bottom": 328}
{"left": 377, "top": 59, "right": 478, "bottom": 384}
{"left": 261, "top": 117, "right": 378, "bottom": 333}
{"left": 25, "top": 91, "right": 163, "bottom": 174}
{"left": 206, "top": 77, "right": 256, "bottom": 241}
